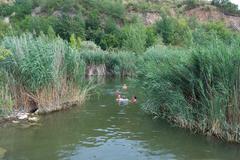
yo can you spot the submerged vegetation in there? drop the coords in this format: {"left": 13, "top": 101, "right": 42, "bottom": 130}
{"left": 1, "top": 0, "right": 240, "bottom": 143}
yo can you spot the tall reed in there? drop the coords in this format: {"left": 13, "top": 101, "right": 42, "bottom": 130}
{"left": 0, "top": 33, "right": 88, "bottom": 113}
{"left": 79, "top": 48, "right": 137, "bottom": 76}
{"left": 137, "top": 41, "right": 240, "bottom": 142}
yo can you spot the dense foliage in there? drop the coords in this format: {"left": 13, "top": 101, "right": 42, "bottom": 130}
{"left": 0, "top": 33, "right": 88, "bottom": 114}
{"left": 212, "top": 0, "right": 240, "bottom": 16}
{"left": 136, "top": 38, "right": 240, "bottom": 142}
{"left": 0, "top": 0, "right": 239, "bottom": 51}
{"left": 0, "top": 33, "right": 138, "bottom": 115}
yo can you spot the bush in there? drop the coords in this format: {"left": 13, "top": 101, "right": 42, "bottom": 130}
{"left": 184, "top": 0, "right": 202, "bottom": 10}
{"left": 122, "top": 22, "right": 147, "bottom": 53}
{"left": 204, "top": 21, "right": 232, "bottom": 41}
{"left": 83, "top": 0, "right": 124, "bottom": 19}
{"left": 54, "top": 14, "right": 85, "bottom": 40}
{"left": 156, "top": 16, "right": 192, "bottom": 46}
{"left": 99, "top": 0, "right": 125, "bottom": 19}
{"left": 0, "top": 47, "right": 11, "bottom": 62}
{"left": 212, "top": 0, "right": 240, "bottom": 16}
{"left": 14, "top": 0, "right": 34, "bottom": 19}
{"left": 36, "top": 0, "right": 64, "bottom": 13}
{"left": 18, "top": 16, "right": 56, "bottom": 35}
{"left": 145, "top": 26, "right": 158, "bottom": 48}
{"left": 0, "top": 21, "right": 10, "bottom": 39}
{"left": 0, "top": 4, "right": 14, "bottom": 17}
{"left": 192, "top": 21, "right": 234, "bottom": 46}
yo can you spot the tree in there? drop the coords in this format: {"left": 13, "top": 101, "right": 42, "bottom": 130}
{"left": 211, "top": 0, "right": 240, "bottom": 16}
{"left": 54, "top": 14, "right": 85, "bottom": 40}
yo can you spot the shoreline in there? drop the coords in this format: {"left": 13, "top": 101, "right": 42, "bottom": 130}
{"left": 0, "top": 97, "right": 86, "bottom": 126}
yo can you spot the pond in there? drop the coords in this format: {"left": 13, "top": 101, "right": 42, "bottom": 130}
{"left": 0, "top": 78, "right": 239, "bottom": 160}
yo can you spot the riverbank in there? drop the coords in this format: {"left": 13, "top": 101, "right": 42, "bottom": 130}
{"left": 0, "top": 33, "right": 138, "bottom": 117}
{"left": 0, "top": 78, "right": 239, "bottom": 160}
{"left": 0, "top": 34, "right": 94, "bottom": 117}
{"left": 1, "top": 33, "right": 240, "bottom": 144}
{"left": 136, "top": 41, "right": 240, "bottom": 143}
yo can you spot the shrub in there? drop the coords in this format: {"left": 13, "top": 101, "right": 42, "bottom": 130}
{"left": 13, "top": 0, "right": 34, "bottom": 19}
{"left": 99, "top": 0, "right": 125, "bottom": 19}
{"left": 0, "top": 21, "right": 10, "bottom": 39}
{"left": 145, "top": 26, "right": 158, "bottom": 48}
{"left": 54, "top": 14, "right": 85, "bottom": 40}
{"left": 19, "top": 16, "right": 55, "bottom": 35}
{"left": 0, "top": 4, "right": 14, "bottom": 17}
{"left": 204, "top": 21, "right": 232, "bottom": 41}
{"left": 184, "top": 0, "right": 202, "bottom": 10}
{"left": 156, "top": 16, "right": 192, "bottom": 46}
{"left": 122, "top": 22, "right": 147, "bottom": 53}
{"left": 212, "top": 0, "right": 240, "bottom": 16}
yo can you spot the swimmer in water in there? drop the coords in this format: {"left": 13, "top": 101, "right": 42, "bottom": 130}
{"left": 117, "top": 96, "right": 137, "bottom": 105}
{"left": 115, "top": 90, "right": 120, "bottom": 97}
{"left": 116, "top": 94, "right": 121, "bottom": 102}
{"left": 118, "top": 96, "right": 129, "bottom": 106}
{"left": 122, "top": 84, "right": 128, "bottom": 90}
{"left": 131, "top": 96, "right": 137, "bottom": 104}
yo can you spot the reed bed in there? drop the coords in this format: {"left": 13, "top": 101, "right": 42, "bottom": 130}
{"left": 137, "top": 41, "right": 240, "bottom": 142}
{"left": 0, "top": 33, "right": 137, "bottom": 114}
{"left": 0, "top": 33, "right": 88, "bottom": 113}
{"left": 79, "top": 49, "right": 137, "bottom": 76}
{"left": 0, "top": 83, "right": 14, "bottom": 116}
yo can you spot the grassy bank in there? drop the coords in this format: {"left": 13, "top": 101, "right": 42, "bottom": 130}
{"left": 136, "top": 40, "right": 240, "bottom": 142}
{"left": 0, "top": 33, "right": 138, "bottom": 115}
{"left": 0, "top": 33, "right": 91, "bottom": 114}
{"left": 80, "top": 49, "right": 137, "bottom": 76}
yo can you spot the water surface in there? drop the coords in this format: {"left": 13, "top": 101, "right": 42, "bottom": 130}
{"left": 0, "top": 78, "right": 240, "bottom": 160}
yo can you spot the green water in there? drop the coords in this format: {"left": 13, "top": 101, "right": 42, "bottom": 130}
{"left": 0, "top": 78, "right": 240, "bottom": 160}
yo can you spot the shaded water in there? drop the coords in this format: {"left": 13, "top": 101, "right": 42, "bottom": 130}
{"left": 0, "top": 78, "right": 240, "bottom": 160}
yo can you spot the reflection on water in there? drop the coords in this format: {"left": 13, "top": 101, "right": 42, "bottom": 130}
{"left": 0, "top": 78, "right": 240, "bottom": 160}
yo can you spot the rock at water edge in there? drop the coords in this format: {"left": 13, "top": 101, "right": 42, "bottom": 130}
{"left": 0, "top": 147, "right": 7, "bottom": 158}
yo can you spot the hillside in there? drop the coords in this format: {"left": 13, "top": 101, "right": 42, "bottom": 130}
{"left": 0, "top": 0, "right": 240, "bottom": 50}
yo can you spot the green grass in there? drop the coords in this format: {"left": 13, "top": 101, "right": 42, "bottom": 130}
{"left": 136, "top": 40, "right": 240, "bottom": 142}
{"left": 0, "top": 33, "right": 87, "bottom": 113}
{"left": 0, "top": 33, "right": 137, "bottom": 113}
{"left": 79, "top": 48, "right": 137, "bottom": 76}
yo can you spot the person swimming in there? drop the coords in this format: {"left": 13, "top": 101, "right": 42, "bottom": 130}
{"left": 122, "top": 84, "right": 128, "bottom": 90}
{"left": 115, "top": 90, "right": 121, "bottom": 97}
{"left": 118, "top": 96, "right": 129, "bottom": 106}
{"left": 116, "top": 94, "right": 121, "bottom": 102}
{"left": 131, "top": 96, "right": 137, "bottom": 104}
{"left": 117, "top": 95, "right": 137, "bottom": 106}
